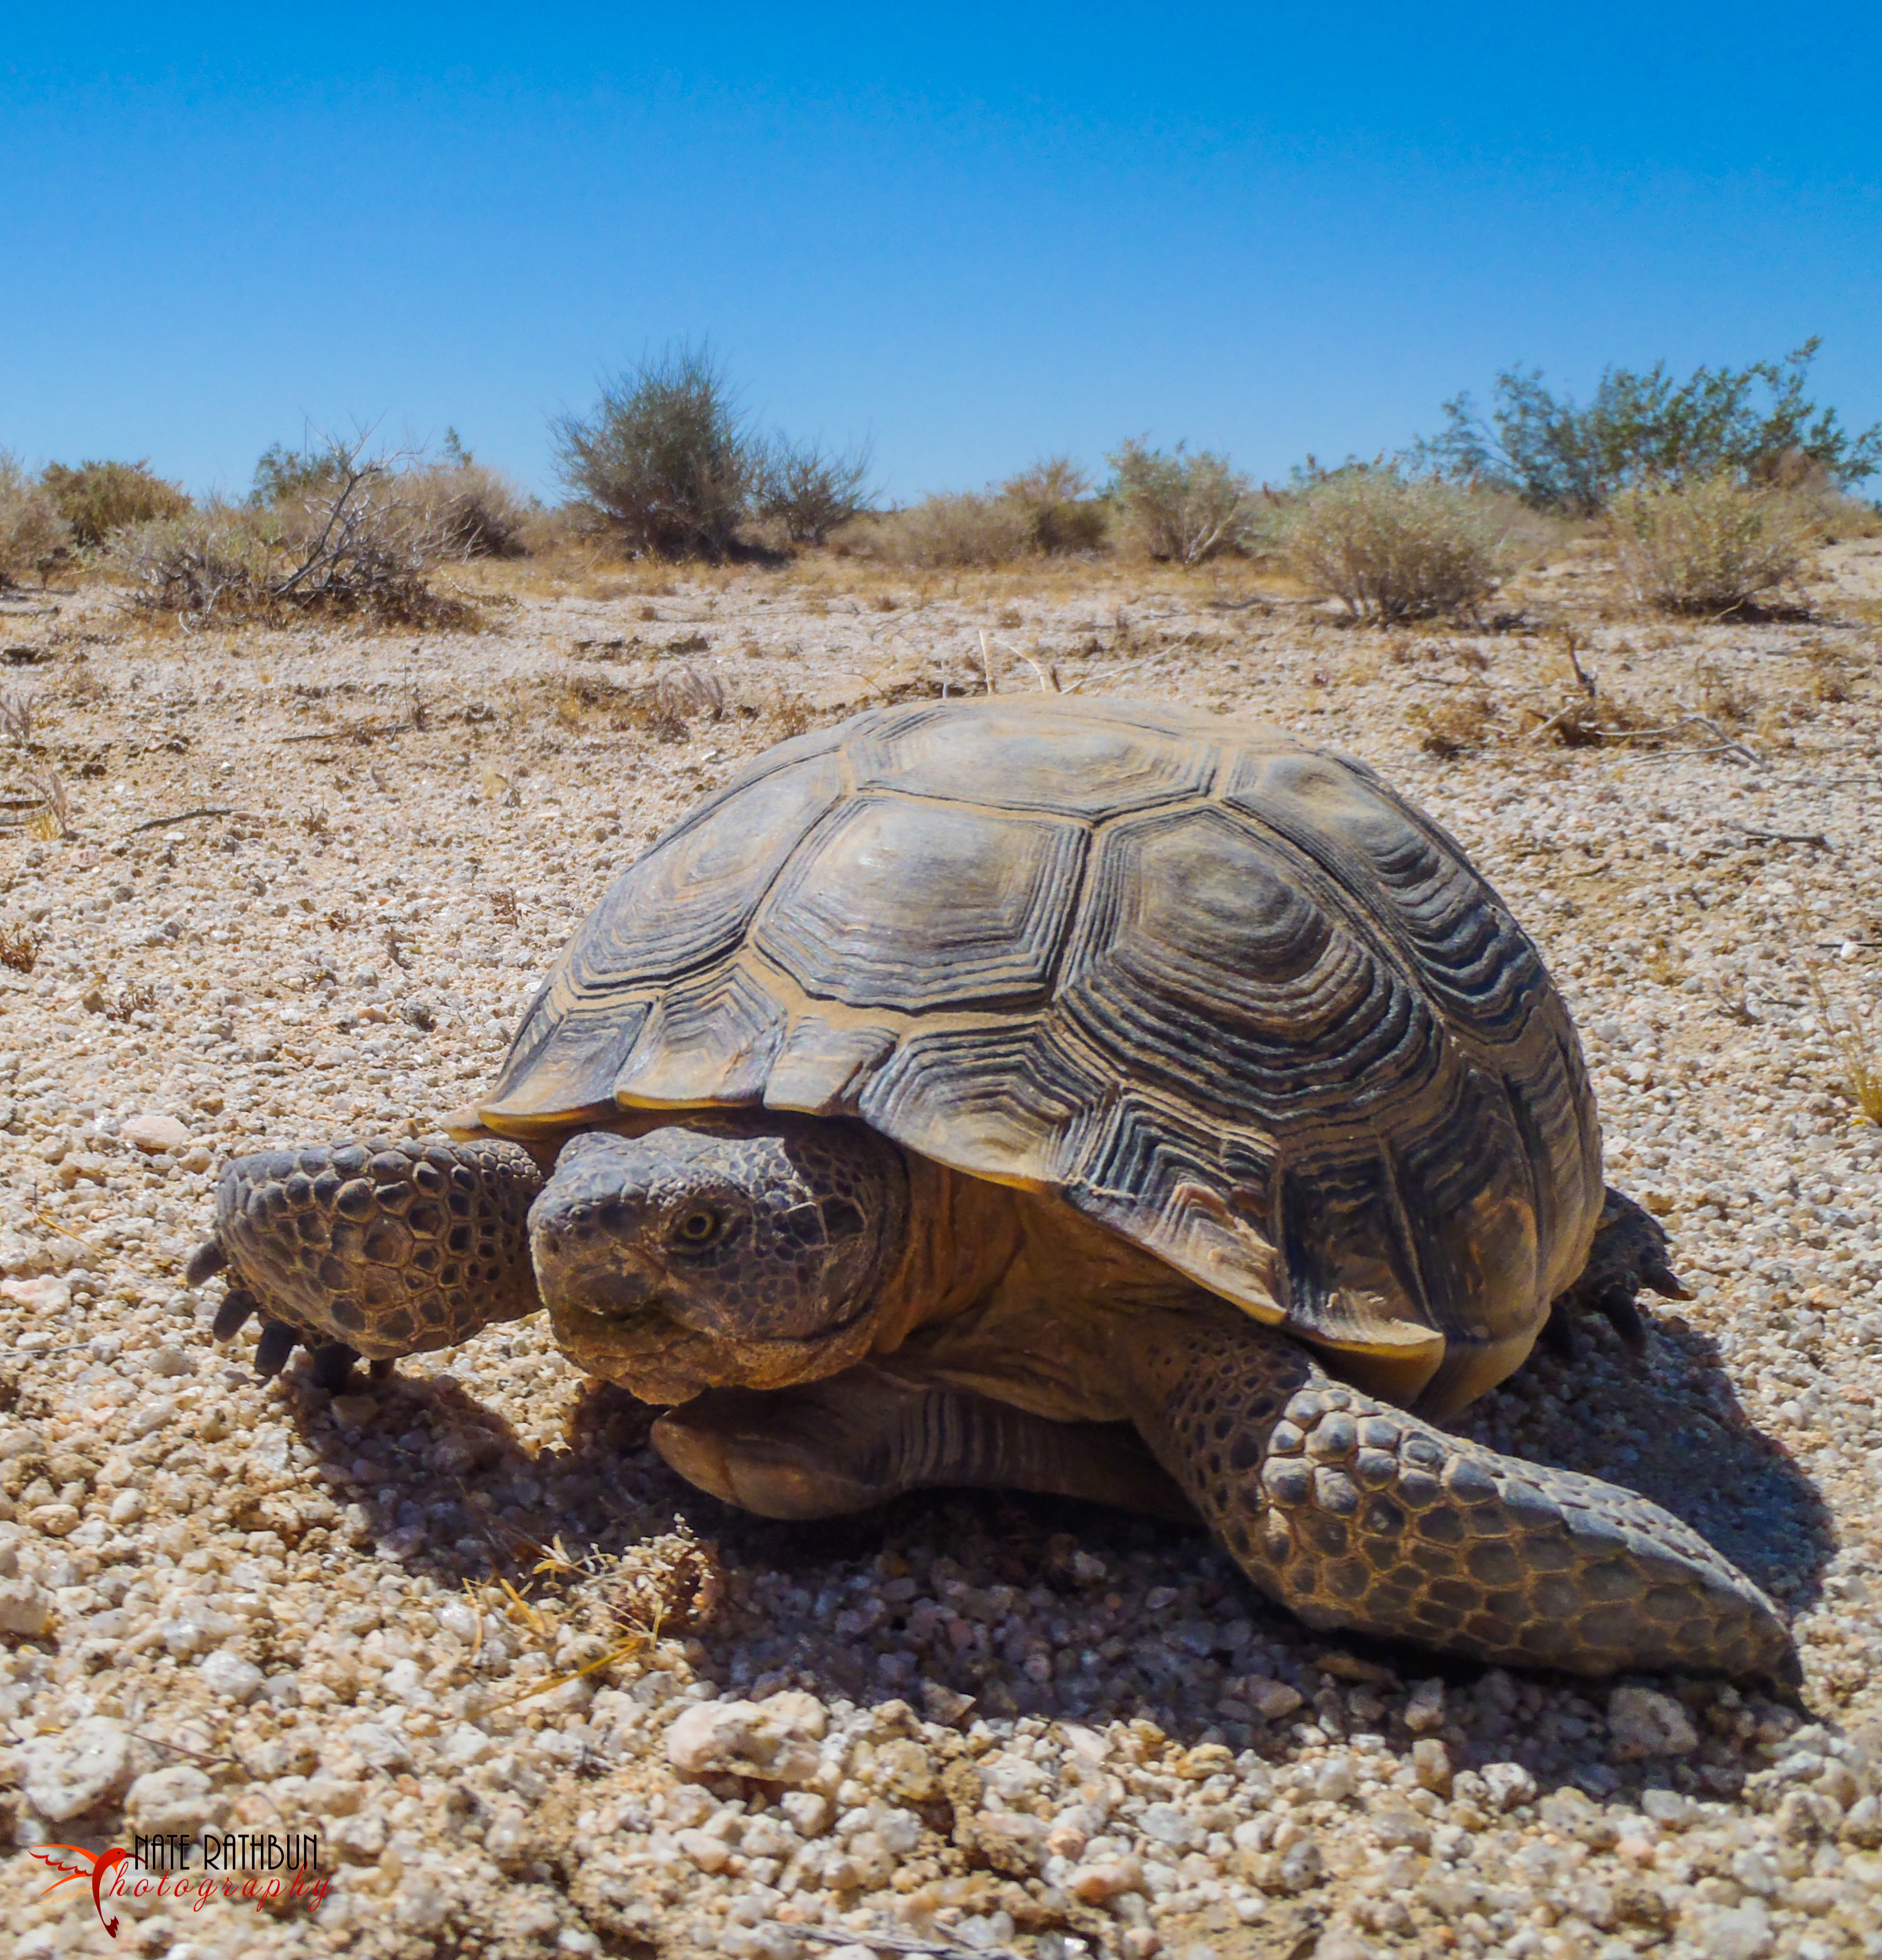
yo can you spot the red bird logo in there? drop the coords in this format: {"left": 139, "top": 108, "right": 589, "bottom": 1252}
{"left": 30, "top": 1844, "right": 131, "bottom": 1937}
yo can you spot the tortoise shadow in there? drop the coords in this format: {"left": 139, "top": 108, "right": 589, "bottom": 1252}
{"left": 1468, "top": 1305, "right": 1834, "bottom": 1615}
{"left": 258, "top": 1337, "right": 1822, "bottom": 1815}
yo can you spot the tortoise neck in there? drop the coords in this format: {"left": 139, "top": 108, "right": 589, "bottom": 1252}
{"left": 868, "top": 1154, "right": 1026, "bottom": 1357}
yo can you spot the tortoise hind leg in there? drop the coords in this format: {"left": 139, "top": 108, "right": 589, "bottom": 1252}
{"left": 1118, "top": 1295, "right": 1794, "bottom": 1680}
{"left": 650, "top": 1363, "right": 1195, "bottom": 1523}
{"left": 186, "top": 1137, "right": 544, "bottom": 1381}
{"left": 1545, "top": 1185, "right": 1692, "bottom": 1360}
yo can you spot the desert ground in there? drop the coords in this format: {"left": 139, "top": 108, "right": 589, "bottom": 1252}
{"left": 2, "top": 534, "right": 1881, "bottom": 1960}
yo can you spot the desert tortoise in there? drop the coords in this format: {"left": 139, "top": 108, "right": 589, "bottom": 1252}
{"left": 188, "top": 697, "right": 1790, "bottom": 1677}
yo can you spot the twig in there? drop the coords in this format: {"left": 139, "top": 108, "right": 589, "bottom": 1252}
{"left": 126, "top": 806, "right": 252, "bottom": 834}
{"left": 978, "top": 630, "right": 997, "bottom": 695}
{"left": 1729, "top": 823, "right": 1832, "bottom": 849}
{"left": 766, "top": 1925, "right": 1025, "bottom": 1960}
{"left": 1681, "top": 714, "right": 1763, "bottom": 767}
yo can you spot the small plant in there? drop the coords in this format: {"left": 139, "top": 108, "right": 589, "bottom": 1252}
{"left": 1610, "top": 477, "right": 1811, "bottom": 614}
{"left": 40, "top": 460, "right": 190, "bottom": 547}
{"left": 753, "top": 435, "right": 875, "bottom": 544}
{"left": 1282, "top": 470, "right": 1508, "bottom": 621}
{"left": 0, "top": 686, "right": 72, "bottom": 838}
{"left": 0, "top": 923, "right": 43, "bottom": 973}
{"left": 1809, "top": 970, "right": 1882, "bottom": 1124}
{"left": 489, "top": 888, "right": 522, "bottom": 926}
{"left": 0, "top": 451, "right": 69, "bottom": 585}
{"left": 550, "top": 343, "right": 754, "bottom": 559}
{"left": 1107, "top": 438, "right": 1253, "bottom": 564}
{"left": 1410, "top": 692, "right": 1497, "bottom": 757}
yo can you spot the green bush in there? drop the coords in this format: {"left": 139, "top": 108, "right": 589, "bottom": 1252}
{"left": 1107, "top": 439, "right": 1253, "bottom": 564}
{"left": 0, "top": 452, "right": 68, "bottom": 584}
{"left": 550, "top": 344, "right": 755, "bottom": 559}
{"left": 1609, "top": 477, "right": 1813, "bottom": 614}
{"left": 1280, "top": 469, "right": 1510, "bottom": 621}
{"left": 40, "top": 459, "right": 191, "bottom": 547}
{"left": 1415, "top": 339, "right": 1882, "bottom": 514}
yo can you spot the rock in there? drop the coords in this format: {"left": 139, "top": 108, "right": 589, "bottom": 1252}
{"left": 126, "top": 1764, "right": 225, "bottom": 1833}
{"left": 1480, "top": 1761, "right": 1538, "bottom": 1812}
{"left": 343, "top": 1720, "right": 414, "bottom": 1771}
{"left": 1140, "top": 1801, "right": 1197, "bottom": 1850}
{"left": 1, "top": 1275, "right": 71, "bottom": 1314}
{"left": 1068, "top": 1856, "right": 1145, "bottom": 1903}
{"left": 198, "top": 1650, "right": 265, "bottom": 1701}
{"left": 1404, "top": 1678, "right": 1446, "bottom": 1733}
{"left": 0, "top": 1578, "right": 54, "bottom": 1636}
{"left": 1608, "top": 1686, "right": 1700, "bottom": 1760}
{"left": 970, "top": 1808, "right": 1049, "bottom": 1875}
{"left": 1682, "top": 1899, "right": 1773, "bottom": 1960}
{"left": 1275, "top": 1836, "right": 1325, "bottom": 1893}
{"left": 1410, "top": 1738, "right": 1452, "bottom": 1794}
{"left": 664, "top": 1689, "right": 826, "bottom": 1784}
{"left": 124, "top": 1112, "right": 191, "bottom": 1153}
{"left": 1244, "top": 1675, "right": 1306, "bottom": 1720}
{"left": 673, "top": 1826, "right": 730, "bottom": 1872}
{"left": 20, "top": 1716, "right": 131, "bottom": 1820}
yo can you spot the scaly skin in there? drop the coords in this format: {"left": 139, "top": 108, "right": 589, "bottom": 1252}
{"left": 1120, "top": 1296, "right": 1795, "bottom": 1681}
{"left": 187, "top": 1137, "right": 542, "bottom": 1385}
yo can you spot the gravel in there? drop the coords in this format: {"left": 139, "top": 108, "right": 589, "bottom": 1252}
{"left": 1, "top": 542, "right": 1881, "bottom": 1958}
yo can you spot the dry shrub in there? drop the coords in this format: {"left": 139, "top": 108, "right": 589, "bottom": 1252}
{"left": 1108, "top": 438, "right": 1253, "bottom": 564}
{"left": 1282, "top": 471, "right": 1511, "bottom": 621}
{"left": 753, "top": 436, "right": 875, "bottom": 544}
{"left": 0, "top": 451, "right": 69, "bottom": 584}
{"left": 0, "top": 923, "right": 43, "bottom": 973}
{"left": 1610, "top": 477, "right": 1813, "bottom": 613}
{"left": 849, "top": 491, "right": 1035, "bottom": 569}
{"left": 110, "top": 441, "right": 467, "bottom": 624}
{"left": 1410, "top": 692, "right": 1497, "bottom": 756}
{"left": 388, "top": 461, "right": 533, "bottom": 557}
{"left": 1000, "top": 456, "right": 1110, "bottom": 554}
{"left": 40, "top": 459, "right": 190, "bottom": 547}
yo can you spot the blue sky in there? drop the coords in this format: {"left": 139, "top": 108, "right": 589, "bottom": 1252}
{"left": 4, "top": 4, "right": 1878, "bottom": 502}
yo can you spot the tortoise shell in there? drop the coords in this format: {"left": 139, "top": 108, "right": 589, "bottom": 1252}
{"left": 476, "top": 698, "right": 1603, "bottom": 1400}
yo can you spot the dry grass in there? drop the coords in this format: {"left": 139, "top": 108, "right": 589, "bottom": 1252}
{"left": 40, "top": 459, "right": 191, "bottom": 547}
{"left": 1810, "top": 971, "right": 1882, "bottom": 1124}
{"left": 0, "top": 923, "right": 43, "bottom": 973}
{"left": 1610, "top": 477, "right": 1814, "bottom": 614}
{"left": 1408, "top": 691, "right": 1499, "bottom": 757}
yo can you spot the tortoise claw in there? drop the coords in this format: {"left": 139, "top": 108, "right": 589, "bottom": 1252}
{"left": 211, "top": 1288, "right": 260, "bottom": 1341}
{"left": 185, "top": 1238, "right": 229, "bottom": 1287}
{"left": 310, "top": 1342, "right": 360, "bottom": 1393}
{"left": 254, "top": 1320, "right": 300, "bottom": 1378}
{"left": 1594, "top": 1284, "right": 1650, "bottom": 1355}
{"left": 1641, "top": 1256, "right": 1694, "bottom": 1302}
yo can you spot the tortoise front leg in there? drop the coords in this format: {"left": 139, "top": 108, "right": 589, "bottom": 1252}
{"left": 649, "top": 1363, "right": 1194, "bottom": 1523}
{"left": 1120, "top": 1297, "right": 1794, "bottom": 1680}
{"left": 186, "top": 1137, "right": 544, "bottom": 1389}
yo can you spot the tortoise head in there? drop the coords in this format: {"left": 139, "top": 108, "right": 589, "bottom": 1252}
{"left": 528, "top": 1115, "right": 910, "bottom": 1402}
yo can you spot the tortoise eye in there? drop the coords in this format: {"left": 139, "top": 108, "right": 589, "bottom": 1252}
{"left": 671, "top": 1207, "right": 725, "bottom": 1249}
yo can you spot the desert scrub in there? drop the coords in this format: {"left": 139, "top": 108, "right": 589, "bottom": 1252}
{"left": 388, "top": 459, "right": 534, "bottom": 557}
{"left": 111, "top": 441, "right": 467, "bottom": 623}
{"left": 1610, "top": 477, "right": 1813, "bottom": 614}
{"left": 1000, "top": 457, "right": 1110, "bottom": 555}
{"left": 0, "top": 450, "right": 69, "bottom": 584}
{"left": 40, "top": 458, "right": 190, "bottom": 547}
{"left": 1282, "top": 470, "right": 1510, "bottom": 622}
{"left": 844, "top": 492, "right": 1035, "bottom": 569}
{"left": 753, "top": 436, "right": 875, "bottom": 545}
{"left": 1107, "top": 438, "right": 1254, "bottom": 564}
{"left": 552, "top": 343, "right": 754, "bottom": 560}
